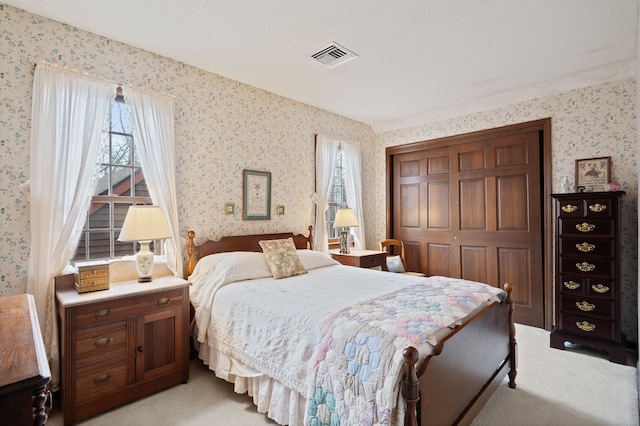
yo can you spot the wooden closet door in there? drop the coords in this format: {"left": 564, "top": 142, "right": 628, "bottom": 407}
{"left": 392, "top": 126, "right": 545, "bottom": 328}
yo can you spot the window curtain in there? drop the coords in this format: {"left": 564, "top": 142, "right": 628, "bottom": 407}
{"left": 342, "top": 141, "right": 366, "bottom": 250}
{"left": 126, "top": 88, "right": 183, "bottom": 277}
{"left": 27, "top": 63, "right": 115, "bottom": 389}
{"left": 312, "top": 134, "right": 341, "bottom": 253}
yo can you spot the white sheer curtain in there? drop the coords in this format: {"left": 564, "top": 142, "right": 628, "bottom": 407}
{"left": 126, "top": 88, "right": 182, "bottom": 277}
{"left": 312, "top": 134, "right": 341, "bottom": 253}
{"left": 27, "top": 63, "right": 115, "bottom": 389}
{"left": 342, "top": 141, "right": 366, "bottom": 250}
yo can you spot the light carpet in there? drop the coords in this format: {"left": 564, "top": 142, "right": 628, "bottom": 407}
{"left": 48, "top": 324, "right": 638, "bottom": 425}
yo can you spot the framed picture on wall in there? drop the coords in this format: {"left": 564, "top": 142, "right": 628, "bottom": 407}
{"left": 575, "top": 157, "right": 611, "bottom": 192}
{"left": 243, "top": 169, "right": 271, "bottom": 220}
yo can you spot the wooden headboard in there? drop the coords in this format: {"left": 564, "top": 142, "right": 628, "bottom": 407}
{"left": 186, "top": 226, "right": 313, "bottom": 275}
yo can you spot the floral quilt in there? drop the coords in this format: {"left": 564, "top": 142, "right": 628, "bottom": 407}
{"left": 304, "top": 276, "right": 505, "bottom": 426}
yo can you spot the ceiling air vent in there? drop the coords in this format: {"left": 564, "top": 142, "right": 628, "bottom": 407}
{"left": 311, "top": 42, "right": 358, "bottom": 68}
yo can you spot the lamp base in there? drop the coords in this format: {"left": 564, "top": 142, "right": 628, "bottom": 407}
{"left": 136, "top": 241, "right": 154, "bottom": 283}
{"left": 339, "top": 230, "right": 350, "bottom": 254}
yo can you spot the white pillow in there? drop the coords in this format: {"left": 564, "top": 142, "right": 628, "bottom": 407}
{"left": 297, "top": 249, "right": 340, "bottom": 270}
{"left": 189, "top": 251, "right": 272, "bottom": 283}
{"left": 386, "top": 255, "right": 406, "bottom": 273}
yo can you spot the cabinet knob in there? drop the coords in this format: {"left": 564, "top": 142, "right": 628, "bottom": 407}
{"left": 95, "top": 308, "right": 111, "bottom": 318}
{"left": 576, "top": 301, "right": 595, "bottom": 312}
{"left": 562, "top": 204, "right": 578, "bottom": 213}
{"left": 576, "top": 242, "right": 595, "bottom": 253}
{"left": 575, "top": 321, "right": 596, "bottom": 332}
{"left": 94, "top": 373, "right": 111, "bottom": 385}
{"left": 563, "top": 280, "right": 580, "bottom": 290}
{"left": 591, "top": 283, "right": 610, "bottom": 294}
{"left": 575, "top": 262, "right": 595, "bottom": 272}
{"left": 157, "top": 297, "right": 171, "bottom": 305}
{"left": 137, "top": 345, "right": 144, "bottom": 353}
{"left": 94, "top": 337, "right": 113, "bottom": 347}
{"left": 575, "top": 222, "right": 595, "bottom": 233}
{"left": 588, "top": 203, "right": 607, "bottom": 213}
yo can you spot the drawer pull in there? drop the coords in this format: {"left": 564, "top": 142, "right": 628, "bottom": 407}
{"left": 94, "top": 373, "right": 111, "bottom": 385}
{"left": 588, "top": 203, "right": 607, "bottom": 213}
{"left": 576, "top": 262, "right": 595, "bottom": 272}
{"left": 576, "top": 321, "right": 596, "bottom": 332}
{"left": 563, "top": 280, "right": 580, "bottom": 290}
{"left": 94, "top": 337, "right": 113, "bottom": 347}
{"left": 576, "top": 242, "right": 595, "bottom": 253}
{"left": 576, "top": 222, "right": 595, "bottom": 233}
{"left": 591, "top": 283, "right": 610, "bottom": 294}
{"left": 576, "top": 301, "right": 595, "bottom": 312}
{"left": 95, "top": 308, "right": 111, "bottom": 318}
{"left": 562, "top": 204, "right": 578, "bottom": 213}
{"left": 157, "top": 297, "right": 171, "bottom": 305}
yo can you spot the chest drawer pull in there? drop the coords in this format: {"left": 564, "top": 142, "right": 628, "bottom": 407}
{"left": 576, "top": 242, "right": 595, "bottom": 253}
{"left": 157, "top": 297, "right": 171, "bottom": 305}
{"left": 563, "top": 281, "right": 580, "bottom": 290}
{"left": 94, "top": 373, "right": 111, "bottom": 385}
{"left": 576, "top": 321, "right": 596, "bottom": 332}
{"left": 95, "top": 308, "right": 111, "bottom": 318}
{"left": 576, "top": 262, "right": 595, "bottom": 272}
{"left": 562, "top": 204, "right": 578, "bottom": 213}
{"left": 576, "top": 222, "right": 595, "bottom": 233}
{"left": 94, "top": 337, "right": 113, "bottom": 347}
{"left": 591, "top": 283, "right": 610, "bottom": 294}
{"left": 576, "top": 301, "right": 595, "bottom": 312}
{"left": 588, "top": 203, "right": 607, "bottom": 213}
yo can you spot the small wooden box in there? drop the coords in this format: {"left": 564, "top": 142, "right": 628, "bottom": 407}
{"left": 74, "top": 261, "right": 110, "bottom": 293}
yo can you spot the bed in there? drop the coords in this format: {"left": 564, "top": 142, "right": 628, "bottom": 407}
{"left": 186, "top": 227, "right": 517, "bottom": 426}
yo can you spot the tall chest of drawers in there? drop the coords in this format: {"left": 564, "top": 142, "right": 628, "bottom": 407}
{"left": 550, "top": 191, "right": 626, "bottom": 364}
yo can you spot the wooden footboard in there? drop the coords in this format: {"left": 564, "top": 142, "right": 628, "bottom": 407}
{"left": 403, "top": 282, "right": 517, "bottom": 426}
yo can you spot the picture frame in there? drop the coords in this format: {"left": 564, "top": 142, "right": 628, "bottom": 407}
{"left": 224, "top": 202, "right": 235, "bottom": 215}
{"left": 243, "top": 169, "right": 271, "bottom": 220}
{"left": 575, "top": 157, "right": 611, "bottom": 192}
{"left": 276, "top": 205, "right": 285, "bottom": 215}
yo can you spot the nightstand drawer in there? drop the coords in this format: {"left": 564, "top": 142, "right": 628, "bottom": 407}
{"left": 76, "top": 364, "right": 127, "bottom": 404}
{"left": 73, "top": 288, "right": 185, "bottom": 327}
{"left": 76, "top": 321, "right": 128, "bottom": 370}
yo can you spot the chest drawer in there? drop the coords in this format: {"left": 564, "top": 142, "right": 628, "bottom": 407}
{"left": 559, "top": 256, "right": 614, "bottom": 278}
{"left": 559, "top": 295, "right": 614, "bottom": 319}
{"left": 557, "top": 197, "right": 614, "bottom": 219}
{"left": 72, "top": 288, "right": 185, "bottom": 328}
{"left": 558, "top": 238, "right": 614, "bottom": 257}
{"left": 558, "top": 219, "right": 614, "bottom": 238}
{"left": 557, "top": 312, "right": 616, "bottom": 341}
{"left": 558, "top": 276, "right": 615, "bottom": 300}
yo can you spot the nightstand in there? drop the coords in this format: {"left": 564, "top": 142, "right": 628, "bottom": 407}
{"left": 329, "top": 249, "right": 388, "bottom": 270}
{"left": 55, "top": 275, "right": 190, "bottom": 425}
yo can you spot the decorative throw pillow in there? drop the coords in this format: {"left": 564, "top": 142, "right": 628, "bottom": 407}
{"left": 259, "top": 238, "right": 308, "bottom": 279}
{"left": 386, "top": 255, "right": 406, "bottom": 273}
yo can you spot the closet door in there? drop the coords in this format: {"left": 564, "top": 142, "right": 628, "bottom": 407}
{"left": 391, "top": 124, "right": 545, "bottom": 328}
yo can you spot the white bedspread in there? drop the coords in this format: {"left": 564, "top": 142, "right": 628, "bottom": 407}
{"left": 189, "top": 251, "right": 504, "bottom": 425}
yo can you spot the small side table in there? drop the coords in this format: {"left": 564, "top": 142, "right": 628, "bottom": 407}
{"left": 329, "top": 249, "right": 388, "bottom": 270}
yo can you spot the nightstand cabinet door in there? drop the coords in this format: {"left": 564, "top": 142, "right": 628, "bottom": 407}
{"left": 550, "top": 191, "right": 626, "bottom": 364}
{"left": 56, "top": 277, "right": 189, "bottom": 425}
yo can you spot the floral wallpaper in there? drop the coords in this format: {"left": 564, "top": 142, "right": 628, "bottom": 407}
{"left": 0, "top": 4, "right": 637, "bottom": 338}
{"left": 373, "top": 78, "right": 638, "bottom": 339}
{"left": 0, "top": 4, "right": 375, "bottom": 291}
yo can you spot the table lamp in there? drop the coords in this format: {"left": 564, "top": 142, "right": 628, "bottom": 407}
{"left": 333, "top": 207, "right": 358, "bottom": 254}
{"left": 118, "top": 205, "right": 171, "bottom": 282}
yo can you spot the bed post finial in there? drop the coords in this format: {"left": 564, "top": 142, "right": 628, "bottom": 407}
{"left": 403, "top": 346, "right": 419, "bottom": 426}
{"left": 504, "top": 281, "right": 517, "bottom": 389}
{"left": 307, "top": 225, "right": 314, "bottom": 250}
{"left": 187, "top": 231, "right": 197, "bottom": 277}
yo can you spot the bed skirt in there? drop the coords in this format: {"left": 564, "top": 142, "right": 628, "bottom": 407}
{"left": 197, "top": 341, "right": 306, "bottom": 425}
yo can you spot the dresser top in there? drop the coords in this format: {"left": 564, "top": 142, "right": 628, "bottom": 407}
{"left": 0, "top": 294, "right": 51, "bottom": 394}
{"left": 56, "top": 275, "right": 189, "bottom": 307}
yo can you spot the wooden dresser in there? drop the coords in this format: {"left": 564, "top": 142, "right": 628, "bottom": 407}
{"left": 56, "top": 275, "right": 190, "bottom": 425}
{"left": 550, "top": 191, "right": 626, "bottom": 364}
{"left": 0, "top": 294, "right": 52, "bottom": 426}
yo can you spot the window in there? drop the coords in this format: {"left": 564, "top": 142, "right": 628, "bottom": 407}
{"left": 73, "top": 88, "right": 152, "bottom": 261}
{"left": 326, "top": 148, "right": 347, "bottom": 239}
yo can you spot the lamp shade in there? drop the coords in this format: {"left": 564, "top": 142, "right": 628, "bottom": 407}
{"left": 333, "top": 208, "right": 358, "bottom": 228}
{"left": 118, "top": 206, "right": 171, "bottom": 242}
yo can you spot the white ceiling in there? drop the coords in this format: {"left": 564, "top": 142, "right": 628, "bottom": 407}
{"left": 5, "top": 0, "right": 638, "bottom": 133}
